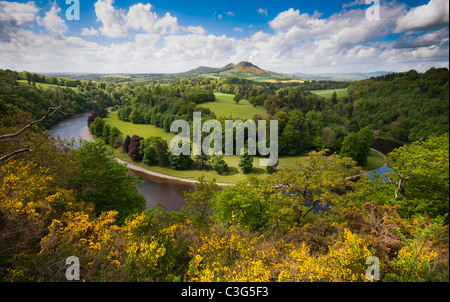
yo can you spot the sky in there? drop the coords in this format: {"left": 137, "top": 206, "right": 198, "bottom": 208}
{"left": 0, "top": 0, "right": 448, "bottom": 74}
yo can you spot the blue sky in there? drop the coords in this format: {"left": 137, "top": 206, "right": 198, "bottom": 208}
{"left": 0, "top": 0, "right": 448, "bottom": 73}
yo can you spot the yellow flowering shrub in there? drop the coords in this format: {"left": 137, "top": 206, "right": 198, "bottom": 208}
{"left": 275, "top": 229, "right": 374, "bottom": 282}
{"left": 384, "top": 241, "right": 438, "bottom": 281}
{"left": 187, "top": 226, "right": 271, "bottom": 282}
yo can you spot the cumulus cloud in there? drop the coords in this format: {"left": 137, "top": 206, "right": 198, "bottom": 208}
{"left": 40, "top": 4, "right": 68, "bottom": 39}
{"left": 95, "top": 0, "right": 128, "bottom": 38}
{"left": 394, "top": 28, "right": 449, "bottom": 49}
{"left": 81, "top": 27, "right": 100, "bottom": 36}
{"left": 269, "top": 8, "right": 313, "bottom": 30}
{"left": 395, "top": 0, "right": 449, "bottom": 33}
{"left": 0, "top": 0, "right": 448, "bottom": 74}
{"left": 0, "top": 1, "right": 38, "bottom": 41}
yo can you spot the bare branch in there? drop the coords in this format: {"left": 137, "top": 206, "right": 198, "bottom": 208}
{"left": 0, "top": 104, "right": 64, "bottom": 142}
{"left": 0, "top": 148, "right": 32, "bottom": 163}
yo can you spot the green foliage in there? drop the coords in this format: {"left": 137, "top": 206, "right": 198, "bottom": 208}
{"left": 238, "top": 152, "right": 254, "bottom": 174}
{"left": 123, "top": 135, "right": 131, "bottom": 153}
{"left": 211, "top": 154, "right": 228, "bottom": 174}
{"left": 213, "top": 180, "right": 271, "bottom": 231}
{"left": 140, "top": 136, "right": 169, "bottom": 166}
{"left": 340, "top": 125, "right": 374, "bottom": 166}
{"left": 386, "top": 135, "right": 449, "bottom": 220}
{"left": 102, "top": 124, "right": 111, "bottom": 143}
{"left": 68, "top": 141, "right": 146, "bottom": 224}
{"left": 347, "top": 68, "right": 449, "bottom": 143}
{"left": 90, "top": 117, "right": 105, "bottom": 138}
{"left": 184, "top": 88, "right": 215, "bottom": 104}
{"left": 168, "top": 142, "right": 193, "bottom": 170}
{"left": 182, "top": 176, "right": 219, "bottom": 226}
{"left": 109, "top": 127, "right": 122, "bottom": 147}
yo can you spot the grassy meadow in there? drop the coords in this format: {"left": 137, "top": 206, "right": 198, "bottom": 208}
{"left": 310, "top": 88, "right": 348, "bottom": 99}
{"left": 17, "top": 80, "right": 78, "bottom": 91}
{"left": 103, "top": 91, "right": 384, "bottom": 183}
{"left": 199, "top": 92, "right": 267, "bottom": 120}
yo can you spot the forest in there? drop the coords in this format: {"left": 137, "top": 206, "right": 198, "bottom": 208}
{"left": 0, "top": 67, "right": 448, "bottom": 282}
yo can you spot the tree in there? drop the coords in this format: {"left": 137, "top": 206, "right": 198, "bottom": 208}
{"left": 340, "top": 125, "right": 374, "bottom": 166}
{"left": 68, "top": 140, "right": 146, "bottom": 224}
{"left": 213, "top": 179, "right": 271, "bottom": 231}
{"left": 331, "top": 91, "right": 338, "bottom": 105}
{"left": 386, "top": 135, "right": 449, "bottom": 221}
{"left": 266, "top": 159, "right": 279, "bottom": 174}
{"left": 102, "top": 124, "right": 111, "bottom": 143}
{"left": 211, "top": 154, "right": 228, "bottom": 174}
{"left": 88, "top": 112, "right": 101, "bottom": 127}
{"left": 182, "top": 176, "right": 219, "bottom": 226}
{"left": 127, "top": 135, "right": 144, "bottom": 161}
{"left": 280, "top": 121, "right": 302, "bottom": 156}
{"left": 90, "top": 117, "right": 105, "bottom": 138}
{"left": 272, "top": 151, "right": 362, "bottom": 222}
{"left": 239, "top": 151, "right": 254, "bottom": 174}
{"left": 234, "top": 94, "right": 242, "bottom": 104}
{"left": 123, "top": 135, "right": 131, "bottom": 153}
{"left": 140, "top": 136, "right": 169, "bottom": 166}
{"left": 355, "top": 125, "right": 374, "bottom": 166}
{"left": 168, "top": 141, "right": 193, "bottom": 170}
{"left": 195, "top": 153, "right": 211, "bottom": 170}
{"left": 109, "top": 127, "right": 122, "bottom": 147}
{"left": 340, "top": 132, "right": 359, "bottom": 161}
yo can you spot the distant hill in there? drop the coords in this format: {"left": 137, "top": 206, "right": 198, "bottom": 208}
{"left": 184, "top": 61, "right": 288, "bottom": 81}
{"left": 291, "top": 71, "right": 393, "bottom": 81}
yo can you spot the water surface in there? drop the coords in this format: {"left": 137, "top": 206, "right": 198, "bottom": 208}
{"left": 49, "top": 112, "right": 191, "bottom": 211}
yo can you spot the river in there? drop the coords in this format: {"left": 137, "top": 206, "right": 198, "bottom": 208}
{"left": 48, "top": 112, "right": 193, "bottom": 212}
{"left": 48, "top": 112, "right": 392, "bottom": 212}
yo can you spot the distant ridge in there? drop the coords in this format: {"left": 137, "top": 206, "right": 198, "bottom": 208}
{"left": 291, "top": 71, "right": 393, "bottom": 81}
{"left": 186, "top": 61, "right": 273, "bottom": 75}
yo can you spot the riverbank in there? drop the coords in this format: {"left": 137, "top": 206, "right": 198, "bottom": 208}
{"left": 80, "top": 126, "right": 388, "bottom": 187}
{"left": 80, "top": 126, "right": 232, "bottom": 187}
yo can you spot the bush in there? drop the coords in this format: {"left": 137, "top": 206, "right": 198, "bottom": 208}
{"left": 211, "top": 154, "right": 228, "bottom": 174}
{"left": 127, "top": 135, "right": 144, "bottom": 161}
{"left": 239, "top": 152, "right": 253, "bottom": 174}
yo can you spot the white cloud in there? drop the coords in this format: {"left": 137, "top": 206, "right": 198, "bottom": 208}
{"left": 125, "top": 3, "right": 157, "bottom": 33}
{"left": 155, "top": 12, "right": 181, "bottom": 34}
{"left": 342, "top": 0, "right": 365, "bottom": 9}
{"left": 81, "top": 27, "right": 100, "bottom": 36}
{"left": 0, "top": 1, "right": 38, "bottom": 41}
{"left": 41, "top": 4, "right": 68, "bottom": 39}
{"left": 395, "top": 0, "right": 449, "bottom": 33}
{"left": 94, "top": 0, "right": 128, "bottom": 38}
{"left": 186, "top": 26, "right": 206, "bottom": 35}
{"left": 257, "top": 8, "right": 268, "bottom": 16}
{"left": 0, "top": 0, "right": 448, "bottom": 74}
{"left": 395, "top": 28, "right": 449, "bottom": 49}
{"left": 234, "top": 27, "right": 244, "bottom": 33}
{"left": 269, "top": 8, "right": 312, "bottom": 30}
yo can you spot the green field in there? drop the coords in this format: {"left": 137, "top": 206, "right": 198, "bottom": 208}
{"left": 363, "top": 149, "right": 386, "bottom": 171}
{"left": 199, "top": 93, "right": 268, "bottom": 120}
{"left": 103, "top": 91, "right": 384, "bottom": 183}
{"left": 310, "top": 88, "right": 348, "bottom": 99}
{"left": 103, "top": 108, "right": 305, "bottom": 184}
{"left": 17, "top": 80, "right": 77, "bottom": 91}
{"left": 104, "top": 111, "right": 175, "bottom": 141}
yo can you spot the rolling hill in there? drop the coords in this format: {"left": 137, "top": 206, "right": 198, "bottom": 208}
{"left": 184, "top": 61, "right": 293, "bottom": 81}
